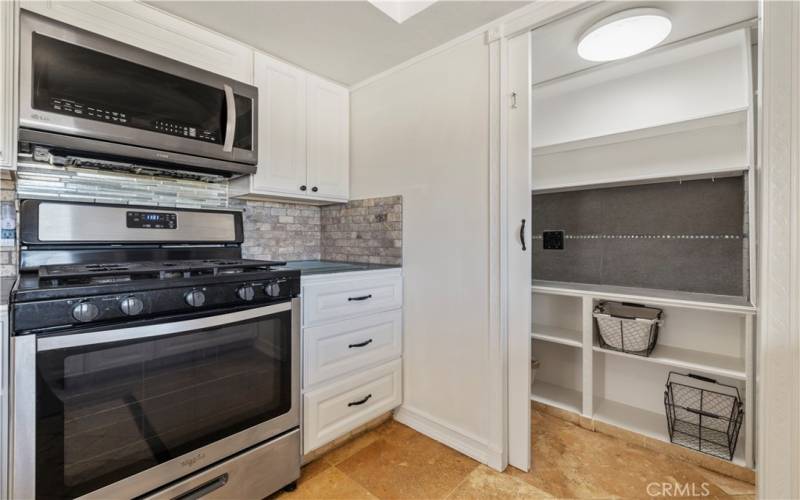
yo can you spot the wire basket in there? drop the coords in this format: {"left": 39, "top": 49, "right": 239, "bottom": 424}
{"left": 664, "top": 372, "right": 743, "bottom": 461}
{"left": 593, "top": 301, "right": 662, "bottom": 356}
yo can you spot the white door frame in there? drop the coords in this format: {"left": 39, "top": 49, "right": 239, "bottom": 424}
{"left": 493, "top": 1, "right": 800, "bottom": 494}
{"left": 487, "top": 1, "right": 585, "bottom": 472}
{"left": 756, "top": 1, "right": 800, "bottom": 498}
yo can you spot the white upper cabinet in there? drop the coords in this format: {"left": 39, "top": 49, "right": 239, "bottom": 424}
{"left": 20, "top": 1, "right": 253, "bottom": 83}
{"left": 306, "top": 75, "right": 350, "bottom": 200}
{"left": 231, "top": 57, "right": 350, "bottom": 204}
{"left": 251, "top": 53, "right": 308, "bottom": 195}
{"left": 0, "top": 1, "right": 18, "bottom": 170}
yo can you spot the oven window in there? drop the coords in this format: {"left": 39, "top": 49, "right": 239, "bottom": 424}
{"left": 35, "top": 311, "right": 292, "bottom": 499}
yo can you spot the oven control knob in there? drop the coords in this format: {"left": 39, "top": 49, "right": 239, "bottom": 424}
{"left": 72, "top": 302, "right": 99, "bottom": 323}
{"left": 184, "top": 290, "right": 206, "bottom": 307}
{"left": 119, "top": 296, "right": 144, "bottom": 316}
{"left": 264, "top": 282, "right": 281, "bottom": 298}
{"left": 237, "top": 285, "right": 255, "bottom": 301}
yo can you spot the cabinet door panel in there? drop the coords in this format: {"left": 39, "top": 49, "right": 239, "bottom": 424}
{"left": 252, "top": 53, "right": 308, "bottom": 195}
{"left": 307, "top": 76, "right": 349, "bottom": 200}
{"left": 0, "top": 1, "right": 18, "bottom": 170}
{"left": 303, "top": 359, "right": 401, "bottom": 453}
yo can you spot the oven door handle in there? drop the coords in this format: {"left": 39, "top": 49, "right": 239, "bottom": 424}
{"left": 37, "top": 302, "right": 292, "bottom": 351}
{"left": 222, "top": 84, "right": 236, "bottom": 153}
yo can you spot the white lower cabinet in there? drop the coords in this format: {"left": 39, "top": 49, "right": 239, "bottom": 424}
{"left": 304, "top": 309, "right": 402, "bottom": 387}
{"left": 301, "top": 269, "right": 403, "bottom": 455}
{"left": 303, "top": 274, "right": 403, "bottom": 327}
{"left": 303, "top": 359, "right": 402, "bottom": 453}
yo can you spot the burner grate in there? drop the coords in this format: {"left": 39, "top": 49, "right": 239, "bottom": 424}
{"left": 38, "top": 259, "right": 287, "bottom": 284}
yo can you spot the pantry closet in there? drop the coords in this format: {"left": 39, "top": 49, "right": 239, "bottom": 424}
{"left": 506, "top": 0, "right": 759, "bottom": 477}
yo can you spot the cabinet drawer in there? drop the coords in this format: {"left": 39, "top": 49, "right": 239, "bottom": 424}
{"left": 304, "top": 310, "right": 401, "bottom": 388}
{"left": 303, "top": 359, "right": 401, "bottom": 454}
{"left": 303, "top": 275, "right": 402, "bottom": 326}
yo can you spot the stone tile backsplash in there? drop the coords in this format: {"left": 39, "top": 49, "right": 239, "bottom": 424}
{"left": 237, "top": 195, "right": 403, "bottom": 265}
{"left": 321, "top": 196, "right": 403, "bottom": 266}
{"left": 1, "top": 171, "right": 16, "bottom": 279}
{"left": 232, "top": 199, "right": 322, "bottom": 262}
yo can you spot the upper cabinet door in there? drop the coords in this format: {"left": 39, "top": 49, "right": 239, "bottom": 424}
{"left": 306, "top": 75, "right": 349, "bottom": 200}
{"left": 252, "top": 53, "right": 308, "bottom": 195}
{"left": 0, "top": 1, "right": 18, "bottom": 170}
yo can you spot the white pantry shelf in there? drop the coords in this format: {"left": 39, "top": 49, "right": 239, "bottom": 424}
{"left": 529, "top": 279, "right": 755, "bottom": 469}
{"left": 531, "top": 280, "right": 756, "bottom": 315}
{"left": 530, "top": 380, "right": 582, "bottom": 414}
{"left": 531, "top": 109, "right": 748, "bottom": 157}
{"left": 531, "top": 324, "right": 582, "bottom": 348}
{"left": 593, "top": 397, "right": 746, "bottom": 467}
{"left": 593, "top": 344, "right": 746, "bottom": 381}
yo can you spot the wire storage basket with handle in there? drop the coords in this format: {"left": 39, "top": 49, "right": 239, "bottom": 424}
{"left": 593, "top": 301, "right": 662, "bottom": 356}
{"left": 664, "top": 372, "right": 743, "bottom": 461}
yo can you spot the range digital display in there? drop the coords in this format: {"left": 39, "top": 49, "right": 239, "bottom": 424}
{"left": 127, "top": 211, "right": 177, "bottom": 229}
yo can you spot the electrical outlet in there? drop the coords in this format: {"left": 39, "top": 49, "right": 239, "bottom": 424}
{"left": 543, "top": 230, "right": 564, "bottom": 250}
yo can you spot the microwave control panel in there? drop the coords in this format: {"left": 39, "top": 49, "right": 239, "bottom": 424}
{"left": 50, "top": 98, "right": 128, "bottom": 124}
{"left": 43, "top": 98, "right": 218, "bottom": 144}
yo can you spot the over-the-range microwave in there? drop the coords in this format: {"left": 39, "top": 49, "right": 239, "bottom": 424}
{"left": 18, "top": 11, "right": 258, "bottom": 176}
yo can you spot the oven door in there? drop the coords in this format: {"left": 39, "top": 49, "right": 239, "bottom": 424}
{"left": 10, "top": 299, "right": 299, "bottom": 500}
{"left": 18, "top": 11, "right": 257, "bottom": 170}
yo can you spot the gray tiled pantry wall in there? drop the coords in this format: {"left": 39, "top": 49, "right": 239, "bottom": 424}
{"left": 531, "top": 176, "right": 747, "bottom": 296}
{"left": 4, "top": 160, "right": 402, "bottom": 281}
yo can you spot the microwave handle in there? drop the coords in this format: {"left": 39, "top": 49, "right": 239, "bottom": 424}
{"left": 223, "top": 84, "right": 236, "bottom": 152}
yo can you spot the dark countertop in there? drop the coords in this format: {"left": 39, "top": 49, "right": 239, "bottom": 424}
{"left": 281, "top": 260, "right": 401, "bottom": 276}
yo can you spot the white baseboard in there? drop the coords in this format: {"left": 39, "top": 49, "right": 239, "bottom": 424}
{"left": 394, "top": 405, "right": 499, "bottom": 467}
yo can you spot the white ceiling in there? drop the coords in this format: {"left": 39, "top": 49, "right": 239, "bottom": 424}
{"left": 532, "top": 1, "right": 758, "bottom": 85}
{"left": 147, "top": 1, "right": 530, "bottom": 85}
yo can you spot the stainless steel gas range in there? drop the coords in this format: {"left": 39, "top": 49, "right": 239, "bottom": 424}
{"left": 9, "top": 199, "right": 301, "bottom": 499}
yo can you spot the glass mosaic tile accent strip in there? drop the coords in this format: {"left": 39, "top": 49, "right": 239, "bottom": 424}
{"left": 532, "top": 234, "right": 744, "bottom": 240}
{"left": 15, "top": 157, "right": 228, "bottom": 208}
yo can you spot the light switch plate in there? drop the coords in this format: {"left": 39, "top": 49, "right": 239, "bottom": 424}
{"left": 543, "top": 230, "right": 565, "bottom": 250}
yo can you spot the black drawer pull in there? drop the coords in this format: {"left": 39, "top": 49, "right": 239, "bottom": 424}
{"left": 348, "top": 294, "right": 373, "bottom": 302}
{"left": 348, "top": 394, "right": 372, "bottom": 407}
{"left": 349, "top": 339, "right": 373, "bottom": 349}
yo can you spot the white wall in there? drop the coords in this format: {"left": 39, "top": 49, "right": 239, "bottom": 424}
{"left": 349, "top": 35, "right": 492, "bottom": 450}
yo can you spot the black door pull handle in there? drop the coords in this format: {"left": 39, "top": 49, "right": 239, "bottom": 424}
{"left": 349, "top": 339, "right": 373, "bottom": 348}
{"left": 348, "top": 294, "right": 373, "bottom": 301}
{"left": 348, "top": 394, "right": 372, "bottom": 407}
{"left": 520, "top": 219, "right": 527, "bottom": 251}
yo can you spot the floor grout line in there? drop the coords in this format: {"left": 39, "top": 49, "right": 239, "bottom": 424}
{"left": 441, "top": 462, "right": 481, "bottom": 500}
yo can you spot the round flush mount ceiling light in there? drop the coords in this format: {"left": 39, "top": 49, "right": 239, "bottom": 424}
{"left": 577, "top": 8, "right": 672, "bottom": 62}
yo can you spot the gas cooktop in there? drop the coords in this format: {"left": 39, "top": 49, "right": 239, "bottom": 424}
{"left": 39, "top": 258, "right": 286, "bottom": 281}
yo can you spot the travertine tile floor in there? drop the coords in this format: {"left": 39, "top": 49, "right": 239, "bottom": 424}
{"left": 273, "top": 409, "right": 756, "bottom": 499}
